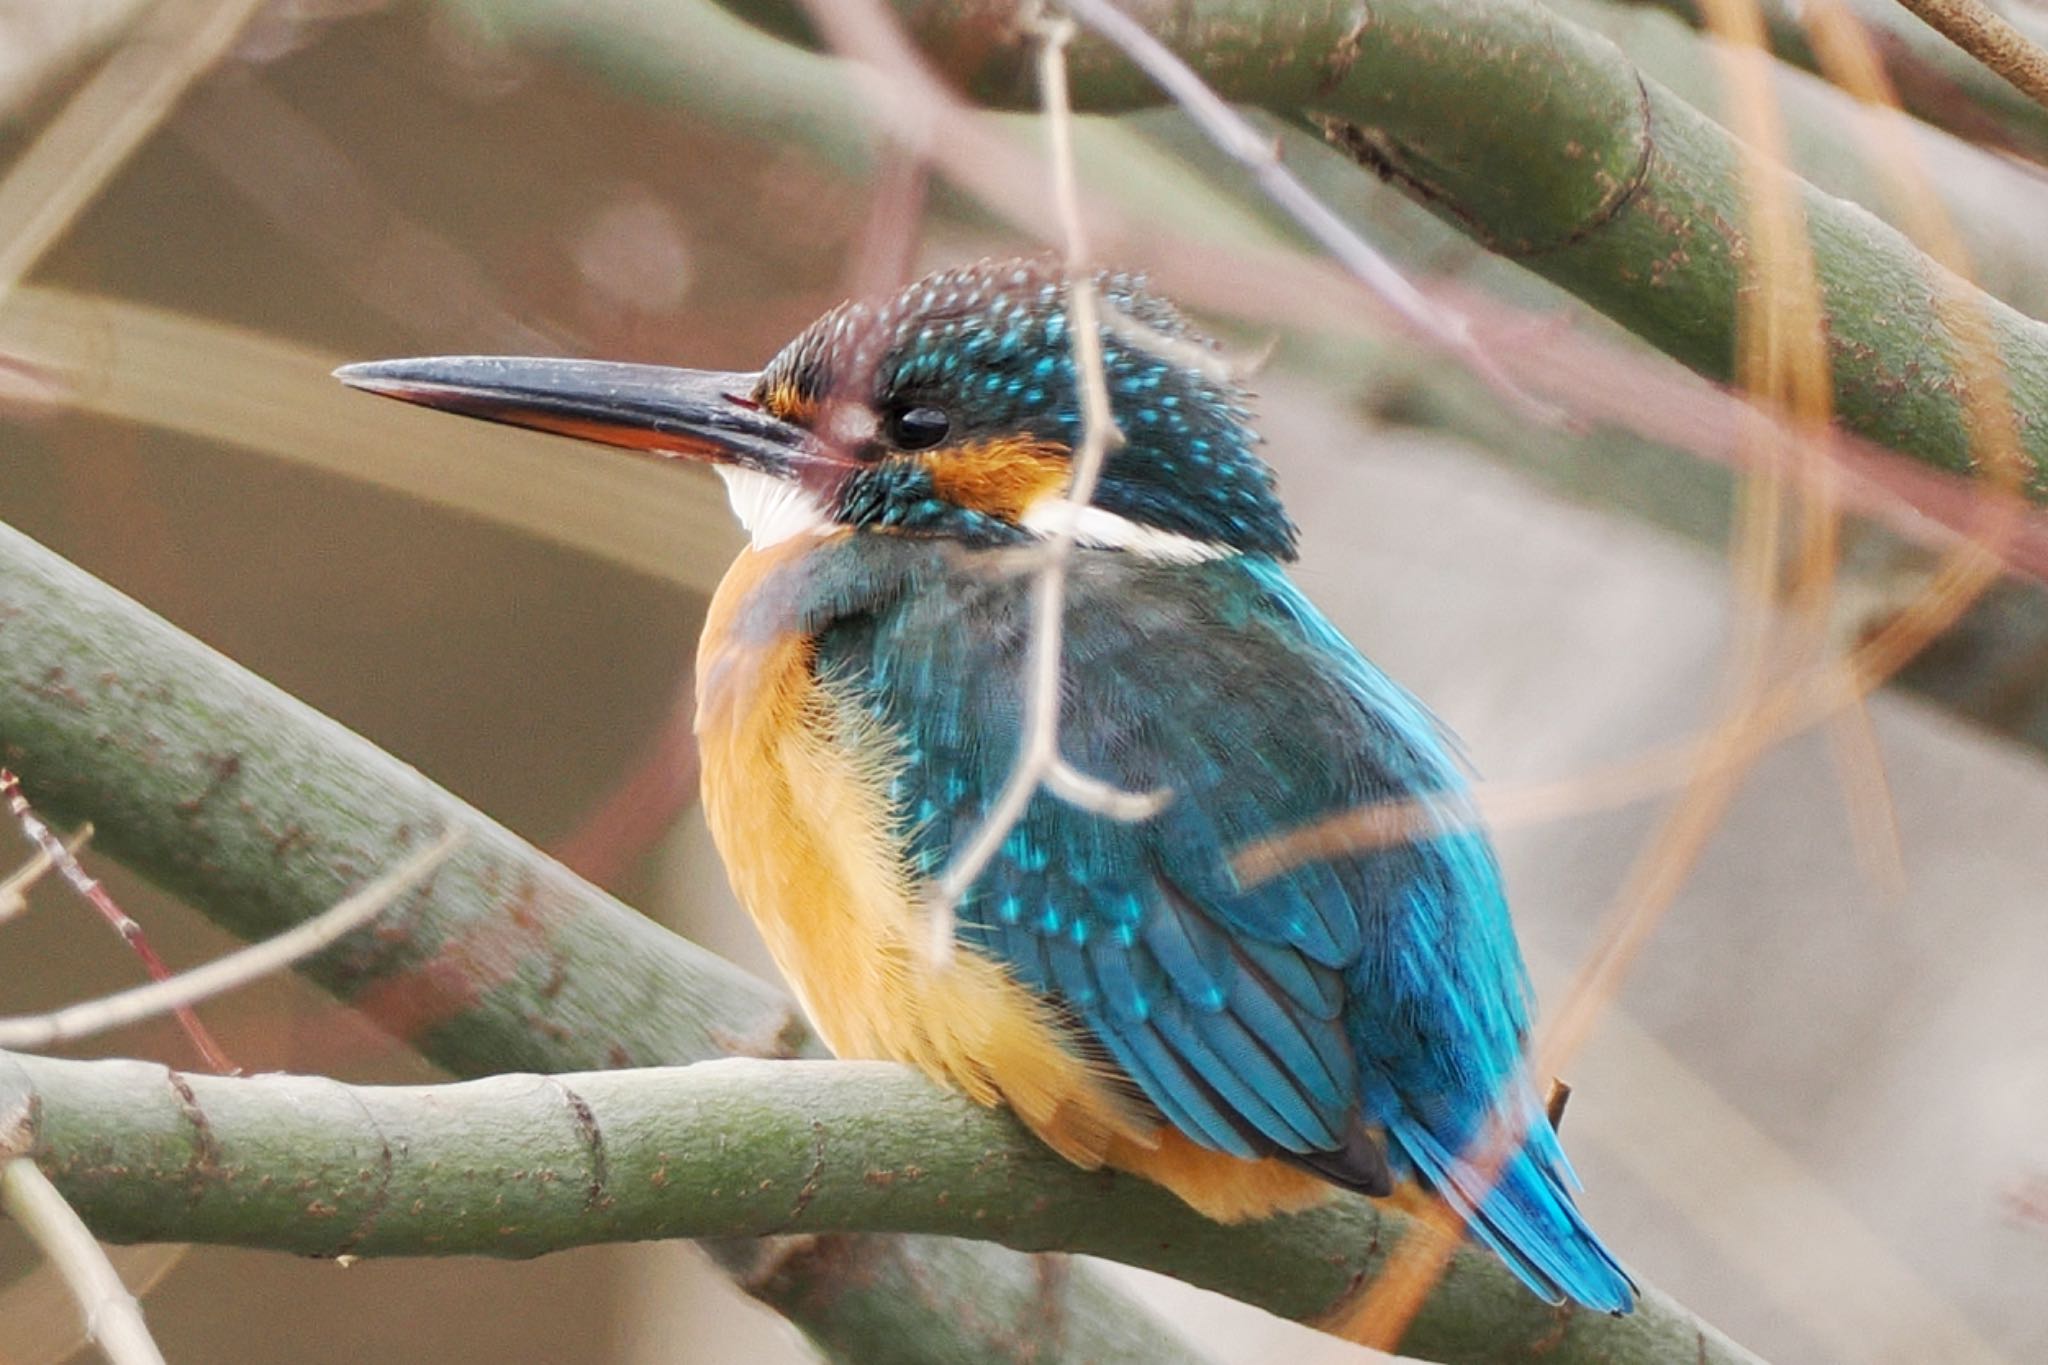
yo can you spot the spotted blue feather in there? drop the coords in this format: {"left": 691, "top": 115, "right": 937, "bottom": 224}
{"left": 786, "top": 536, "right": 1633, "bottom": 1312}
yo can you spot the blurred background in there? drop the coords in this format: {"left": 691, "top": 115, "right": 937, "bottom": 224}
{"left": 2, "top": 1, "right": 2047, "bottom": 1362}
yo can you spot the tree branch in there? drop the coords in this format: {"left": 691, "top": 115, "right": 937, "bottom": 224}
{"left": 3, "top": 1049, "right": 1766, "bottom": 1365}
{"left": 0, "top": 517, "right": 1193, "bottom": 1363}
{"left": 1623, "top": 0, "right": 2048, "bottom": 161}
{"left": 0, "top": 828, "right": 462, "bottom": 1053}
{"left": 710, "top": 0, "right": 2048, "bottom": 496}
{"left": 1890, "top": 0, "right": 2048, "bottom": 113}
{"left": 0, "top": 1159, "right": 164, "bottom": 1365}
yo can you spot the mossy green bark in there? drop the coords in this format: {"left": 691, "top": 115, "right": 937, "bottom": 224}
{"left": 0, "top": 519, "right": 1764, "bottom": 1359}
{"left": 4, "top": 1050, "right": 1765, "bottom": 1365}
{"left": 0, "top": 517, "right": 1184, "bottom": 1365}
{"left": 715, "top": 0, "right": 2048, "bottom": 494}
{"left": 1620, "top": 0, "right": 2048, "bottom": 163}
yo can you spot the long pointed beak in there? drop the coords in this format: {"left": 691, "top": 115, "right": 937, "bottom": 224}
{"left": 334, "top": 356, "right": 833, "bottom": 485}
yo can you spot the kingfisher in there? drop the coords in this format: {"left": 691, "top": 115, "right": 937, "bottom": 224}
{"left": 337, "top": 257, "right": 1633, "bottom": 1314}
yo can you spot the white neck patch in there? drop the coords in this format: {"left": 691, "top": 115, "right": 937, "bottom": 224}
{"left": 1019, "top": 497, "right": 1235, "bottom": 563}
{"left": 715, "top": 469, "right": 1235, "bottom": 562}
{"left": 716, "top": 466, "right": 833, "bottom": 550}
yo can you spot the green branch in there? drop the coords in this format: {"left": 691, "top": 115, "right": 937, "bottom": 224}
{"left": 712, "top": 0, "right": 2048, "bottom": 495}
{"left": 0, "top": 518, "right": 1185, "bottom": 1365}
{"left": 0, "top": 518, "right": 1751, "bottom": 1359}
{"left": 1620, "top": 0, "right": 2048, "bottom": 162}
{"left": 3, "top": 1049, "right": 1764, "bottom": 1365}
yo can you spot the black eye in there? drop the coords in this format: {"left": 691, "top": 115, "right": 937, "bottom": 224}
{"left": 885, "top": 405, "right": 950, "bottom": 451}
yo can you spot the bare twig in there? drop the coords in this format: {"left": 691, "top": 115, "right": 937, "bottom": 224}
{"left": 1, "top": 769, "right": 234, "bottom": 1072}
{"left": 173, "top": 76, "right": 565, "bottom": 353}
{"left": 0, "top": 1243, "right": 186, "bottom": 1365}
{"left": 0, "top": 1158, "right": 165, "bottom": 1365}
{"left": 0, "top": 821, "right": 92, "bottom": 925}
{"left": 550, "top": 674, "right": 700, "bottom": 884}
{"left": 0, "top": 0, "right": 150, "bottom": 118}
{"left": 922, "top": 9, "right": 1169, "bottom": 965}
{"left": 1336, "top": 0, "right": 2027, "bottom": 1334}
{"left": 1891, "top": 0, "right": 2048, "bottom": 111}
{"left": 0, "top": 0, "right": 266, "bottom": 306}
{"left": 1097, "top": 297, "right": 1263, "bottom": 384}
{"left": 0, "top": 828, "right": 463, "bottom": 1053}
{"left": 1056, "top": 0, "right": 1564, "bottom": 425}
{"left": 843, "top": 143, "right": 933, "bottom": 303}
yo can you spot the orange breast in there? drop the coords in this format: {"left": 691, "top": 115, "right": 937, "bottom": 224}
{"left": 694, "top": 540, "right": 1331, "bottom": 1219}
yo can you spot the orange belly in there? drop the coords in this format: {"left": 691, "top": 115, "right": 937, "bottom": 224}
{"left": 695, "top": 541, "right": 1331, "bottom": 1221}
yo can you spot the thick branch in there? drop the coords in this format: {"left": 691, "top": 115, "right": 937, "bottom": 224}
{"left": 3, "top": 1050, "right": 1765, "bottom": 1365}
{"left": 1891, "top": 0, "right": 2048, "bottom": 113}
{"left": 1625, "top": 0, "right": 2048, "bottom": 161}
{"left": 0, "top": 518, "right": 1186, "bottom": 1364}
{"left": 714, "top": 0, "right": 2048, "bottom": 496}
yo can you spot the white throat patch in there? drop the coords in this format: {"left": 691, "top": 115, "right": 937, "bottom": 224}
{"left": 716, "top": 466, "right": 833, "bottom": 550}
{"left": 715, "top": 469, "right": 1234, "bottom": 562}
{"left": 1019, "top": 497, "right": 1234, "bottom": 563}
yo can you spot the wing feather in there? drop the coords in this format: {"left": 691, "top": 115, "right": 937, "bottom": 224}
{"left": 815, "top": 544, "right": 1528, "bottom": 1197}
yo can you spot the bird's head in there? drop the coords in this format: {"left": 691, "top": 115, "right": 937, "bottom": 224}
{"left": 338, "top": 257, "right": 1295, "bottom": 561}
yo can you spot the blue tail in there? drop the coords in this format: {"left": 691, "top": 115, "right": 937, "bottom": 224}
{"left": 1390, "top": 1118, "right": 1635, "bottom": 1313}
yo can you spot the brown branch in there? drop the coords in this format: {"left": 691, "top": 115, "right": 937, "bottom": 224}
{"left": 1892, "top": 0, "right": 2048, "bottom": 111}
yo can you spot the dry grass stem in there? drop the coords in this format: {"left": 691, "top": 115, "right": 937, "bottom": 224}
{"left": 1339, "top": 0, "right": 1996, "bottom": 1337}
{"left": 0, "top": 0, "right": 150, "bottom": 117}
{"left": 0, "top": 0, "right": 266, "bottom": 306}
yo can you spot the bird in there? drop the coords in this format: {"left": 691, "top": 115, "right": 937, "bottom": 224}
{"left": 336, "top": 256, "right": 1634, "bottom": 1314}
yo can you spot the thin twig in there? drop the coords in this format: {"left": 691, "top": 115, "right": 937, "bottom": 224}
{"left": 1891, "top": 0, "right": 2048, "bottom": 111}
{"left": 0, "top": 0, "right": 151, "bottom": 118}
{"left": 0, "top": 821, "right": 92, "bottom": 925}
{"left": 0, "top": 0, "right": 267, "bottom": 306}
{"left": 731, "top": 0, "right": 2048, "bottom": 585}
{"left": 0, "top": 1159, "right": 165, "bottom": 1365}
{"left": 922, "top": 9, "right": 1170, "bottom": 965}
{"left": 1, "top": 769, "right": 233, "bottom": 1072}
{"left": 1340, "top": 0, "right": 2032, "bottom": 1335}
{"left": 549, "top": 674, "right": 700, "bottom": 884}
{"left": 1097, "top": 296, "right": 1263, "bottom": 384}
{"left": 0, "top": 828, "right": 464, "bottom": 1052}
{"left": 1339, "top": 0, "right": 1927, "bottom": 1336}
{"left": 843, "top": 143, "right": 933, "bottom": 304}
{"left": 1055, "top": 0, "right": 1564, "bottom": 425}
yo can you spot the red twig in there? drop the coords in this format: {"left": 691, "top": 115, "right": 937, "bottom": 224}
{"left": 0, "top": 769, "right": 235, "bottom": 1072}
{"left": 844, "top": 143, "right": 933, "bottom": 303}
{"left": 548, "top": 675, "right": 702, "bottom": 885}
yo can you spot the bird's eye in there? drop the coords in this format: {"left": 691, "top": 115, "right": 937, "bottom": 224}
{"left": 885, "top": 405, "right": 951, "bottom": 451}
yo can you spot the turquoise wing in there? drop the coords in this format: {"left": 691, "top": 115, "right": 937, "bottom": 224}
{"left": 808, "top": 543, "right": 1631, "bottom": 1312}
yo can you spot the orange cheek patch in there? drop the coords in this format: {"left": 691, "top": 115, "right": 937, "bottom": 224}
{"left": 760, "top": 379, "right": 818, "bottom": 426}
{"left": 927, "top": 436, "right": 1071, "bottom": 520}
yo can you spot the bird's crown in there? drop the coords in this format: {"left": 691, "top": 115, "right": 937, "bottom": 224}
{"left": 334, "top": 257, "right": 1295, "bottom": 561}
{"left": 756, "top": 257, "right": 1296, "bottom": 560}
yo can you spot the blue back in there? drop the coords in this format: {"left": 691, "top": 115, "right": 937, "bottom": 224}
{"left": 784, "top": 534, "right": 1634, "bottom": 1312}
